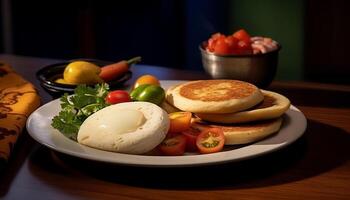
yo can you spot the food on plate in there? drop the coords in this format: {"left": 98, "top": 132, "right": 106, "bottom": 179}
{"left": 158, "top": 134, "right": 187, "bottom": 156}
{"left": 50, "top": 76, "right": 291, "bottom": 156}
{"left": 99, "top": 56, "right": 141, "bottom": 82}
{"left": 105, "top": 90, "right": 131, "bottom": 104}
{"left": 55, "top": 56, "right": 141, "bottom": 85}
{"left": 130, "top": 84, "right": 165, "bottom": 106}
{"left": 205, "top": 29, "right": 278, "bottom": 55}
{"left": 51, "top": 83, "right": 110, "bottom": 140}
{"left": 133, "top": 74, "right": 160, "bottom": 89}
{"left": 161, "top": 100, "right": 181, "bottom": 113}
{"left": 77, "top": 102, "right": 169, "bottom": 154}
{"left": 63, "top": 61, "right": 103, "bottom": 85}
{"left": 196, "top": 90, "right": 290, "bottom": 123}
{"left": 164, "top": 79, "right": 290, "bottom": 147}
{"left": 181, "top": 126, "right": 202, "bottom": 152}
{"left": 168, "top": 111, "right": 192, "bottom": 133}
{"left": 191, "top": 117, "right": 283, "bottom": 145}
{"left": 196, "top": 127, "right": 225, "bottom": 154}
{"left": 166, "top": 79, "right": 263, "bottom": 114}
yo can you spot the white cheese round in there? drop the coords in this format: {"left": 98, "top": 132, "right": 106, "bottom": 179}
{"left": 77, "top": 102, "right": 169, "bottom": 154}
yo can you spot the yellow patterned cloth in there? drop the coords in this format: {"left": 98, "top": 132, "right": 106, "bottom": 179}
{"left": 0, "top": 63, "right": 40, "bottom": 161}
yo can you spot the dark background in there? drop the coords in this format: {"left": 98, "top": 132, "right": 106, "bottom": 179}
{"left": 1, "top": 0, "right": 349, "bottom": 84}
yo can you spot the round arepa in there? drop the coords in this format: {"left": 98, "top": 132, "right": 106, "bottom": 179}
{"left": 166, "top": 80, "right": 264, "bottom": 114}
{"left": 191, "top": 117, "right": 283, "bottom": 145}
{"left": 196, "top": 90, "right": 290, "bottom": 123}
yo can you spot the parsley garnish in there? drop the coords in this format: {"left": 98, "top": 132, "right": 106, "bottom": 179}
{"left": 51, "top": 83, "right": 110, "bottom": 141}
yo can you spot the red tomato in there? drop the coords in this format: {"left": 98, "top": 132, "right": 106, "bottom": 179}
{"left": 168, "top": 112, "right": 192, "bottom": 133}
{"left": 234, "top": 40, "right": 253, "bottom": 55}
{"left": 159, "top": 134, "right": 187, "bottom": 156}
{"left": 211, "top": 32, "right": 224, "bottom": 40}
{"left": 225, "top": 35, "right": 238, "bottom": 48}
{"left": 232, "top": 29, "right": 251, "bottom": 44}
{"left": 182, "top": 126, "right": 202, "bottom": 152}
{"left": 106, "top": 90, "right": 131, "bottom": 104}
{"left": 225, "top": 35, "right": 239, "bottom": 54}
{"left": 196, "top": 128, "right": 225, "bottom": 154}
{"left": 213, "top": 37, "right": 231, "bottom": 55}
{"left": 207, "top": 33, "right": 225, "bottom": 52}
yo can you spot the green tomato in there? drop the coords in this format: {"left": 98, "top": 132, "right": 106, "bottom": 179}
{"left": 130, "top": 84, "right": 165, "bottom": 105}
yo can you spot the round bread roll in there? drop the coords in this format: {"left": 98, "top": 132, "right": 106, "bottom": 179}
{"left": 196, "top": 90, "right": 290, "bottom": 123}
{"left": 192, "top": 117, "right": 283, "bottom": 145}
{"left": 166, "top": 80, "right": 264, "bottom": 114}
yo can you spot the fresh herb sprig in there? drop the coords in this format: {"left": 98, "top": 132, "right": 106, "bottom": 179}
{"left": 51, "top": 83, "right": 110, "bottom": 140}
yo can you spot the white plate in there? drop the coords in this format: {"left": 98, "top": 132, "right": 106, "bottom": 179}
{"left": 26, "top": 80, "right": 307, "bottom": 167}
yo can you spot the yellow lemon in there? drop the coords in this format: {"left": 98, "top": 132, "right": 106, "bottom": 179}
{"left": 63, "top": 61, "right": 103, "bottom": 85}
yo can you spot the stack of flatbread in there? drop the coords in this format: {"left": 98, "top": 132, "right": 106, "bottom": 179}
{"left": 163, "top": 80, "right": 290, "bottom": 145}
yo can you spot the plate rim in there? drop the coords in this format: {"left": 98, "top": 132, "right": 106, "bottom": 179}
{"left": 26, "top": 80, "right": 307, "bottom": 167}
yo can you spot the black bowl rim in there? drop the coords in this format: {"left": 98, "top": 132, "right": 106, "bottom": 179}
{"left": 36, "top": 58, "right": 132, "bottom": 92}
{"left": 199, "top": 41, "right": 281, "bottom": 58}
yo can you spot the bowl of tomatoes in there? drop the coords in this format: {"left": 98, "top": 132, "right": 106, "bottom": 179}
{"left": 200, "top": 29, "right": 281, "bottom": 88}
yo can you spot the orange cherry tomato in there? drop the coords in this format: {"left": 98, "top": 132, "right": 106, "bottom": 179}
{"left": 182, "top": 125, "right": 202, "bottom": 152}
{"left": 168, "top": 112, "right": 192, "bottom": 133}
{"left": 133, "top": 74, "right": 160, "bottom": 89}
{"left": 159, "top": 134, "right": 187, "bottom": 156}
{"left": 196, "top": 128, "right": 225, "bottom": 154}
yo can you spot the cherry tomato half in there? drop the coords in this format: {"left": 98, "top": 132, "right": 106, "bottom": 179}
{"left": 133, "top": 74, "right": 160, "bottom": 89}
{"left": 106, "top": 90, "right": 131, "bottom": 104}
{"left": 168, "top": 112, "right": 192, "bottom": 133}
{"left": 182, "top": 125, "right": 202, "bottom": 152}
{"left": 158, "top": 134, "right": 187, "bottom": 156}
{"left": 196, "top": 128, "right": 225, "bottom": 154}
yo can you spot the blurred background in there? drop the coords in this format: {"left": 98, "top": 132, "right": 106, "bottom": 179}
{"left": 0, "top": 0, "right": 349, "bottom": 84}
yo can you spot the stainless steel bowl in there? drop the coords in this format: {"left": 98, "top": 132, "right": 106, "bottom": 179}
{"left": 199, "top": 42, "right": 281, "bottom": 88}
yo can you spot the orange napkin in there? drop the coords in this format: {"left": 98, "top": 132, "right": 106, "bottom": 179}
{"left": 0, "top": 62, "right": 40, "bottom": 162}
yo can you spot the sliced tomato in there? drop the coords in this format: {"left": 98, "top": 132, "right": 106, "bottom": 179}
{"left": 182, "top": 125, "right": 202, "bottom": 152}
{"left": 196, "top": 128, "right": 225, "bottom": 154}
{"left": 159, "top": 134, "right": 186, "bottom": 156}
{"left": 168, "top": 112, "right": 192, "bottom": 133}
{"left": 105, "top": 90, "right": 131, "bottom": 104}
{"left": 232, "top": 29, "right": 251, "bottom": 44}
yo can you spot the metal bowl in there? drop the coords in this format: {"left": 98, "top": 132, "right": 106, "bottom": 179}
{"left": 199, "top": 42, "right": 281, "bottom": 88}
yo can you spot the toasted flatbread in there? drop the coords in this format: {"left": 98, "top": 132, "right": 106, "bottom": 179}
{"left": 191, "top": 117, "right": 283, "bottom": 145}
{"left": 196, "top": 90, "right": 290, "bottom": 123}
{"left": 166, "top": 80, "right": 264, "bottom": 114}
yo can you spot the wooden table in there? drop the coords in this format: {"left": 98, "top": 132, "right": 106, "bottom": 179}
{"left": 0, "top": 54, "right": 349, "bottom": 200}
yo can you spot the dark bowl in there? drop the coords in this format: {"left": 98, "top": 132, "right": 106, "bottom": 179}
{"left": 36, "top": 59, "right": 132, "bottom": 98}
